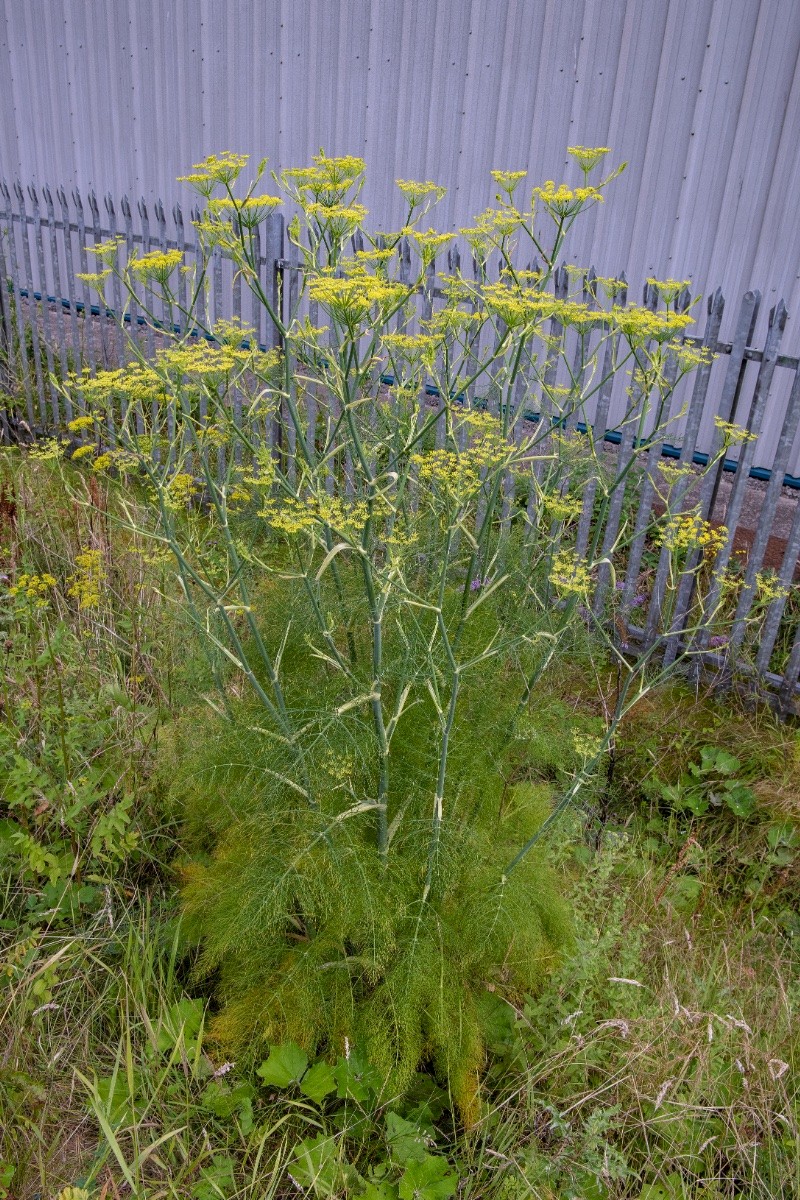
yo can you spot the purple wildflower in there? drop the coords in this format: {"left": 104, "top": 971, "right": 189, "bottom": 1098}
{"left": 708, "top": 634, "right": 729, "bottom": 649}
{"left": 631, "top": 592, "right": 647, "bottom": 608}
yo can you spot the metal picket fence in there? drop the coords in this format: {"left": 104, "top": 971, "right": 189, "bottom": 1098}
{"left": 0, "top": 181, "right": 798, "bottom": 713}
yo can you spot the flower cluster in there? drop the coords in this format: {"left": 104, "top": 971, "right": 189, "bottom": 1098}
{"left": 209, "top": 193, "right": 282, "bottom": 215}
{"left": 713, "top": 415, "right": 757, "bottom": 447}
{"left": 67, "top": 414, "right": 96, "bottom": 433}
{"left": 490, "top": 169, "right": 528, "bottom": 195}
{"left": 646, "top": 277, "right": 691, "bottom": 306}
{"left": 282, "top": 154, "right": 365, "bottom": 206}
{"left": 405, "top": 227, "right": 455, "bottom": 266}
{"left": 382, "top": 332, "right": 438, "bottom": 367}
{"left": 411, "top": 414, "right": 509, "bottom": 504}
{"left": 460, "top": 206, "right": 525, "bottom": 258}
{"left": 128, "top": 249, "right": 184, "bottom": 283}
{"left": 306, "top": 202, "right": 369, "bottom": 239}
{"left": 87, "top": 237, "right": 125, "bottom": 264}
{"left": 548, "top": 550, "right": 592, "bottom": 596}
{"left": 755, "top": 571, "right": 790, "bottom": 603}
{"left": 7, "top": 572, "right": 57, "bottom": 608}
{"left": 396, "top": 179, "right": 447, "bottom": 208}
{"left": 612, "top": 304, "right": 694, "bottom": 346}
{"left": 67, "top": 549, "right": 107, "bottom": 610}
{"left": 263, "top": 494, "right": 377, "bottom": 542}
{"left": 533, "top": 182, "right": 604, "bottom": 219}
{"left": 541, "top": 492, "right": 582, "bottom": 522}
{"left": 308, "top": 274, "right": 408, "bottom": 329}
{"left": 567, "top": 146, "right": 611, "bottom": 173}
{"left": 178, "top": 152, "right": 251, "bottom": 195}
{"left": 659, "top": 513, "right": 728, "bottom": 556}
{"left": 164, "top": 472, "right": 200, "bottom": 511}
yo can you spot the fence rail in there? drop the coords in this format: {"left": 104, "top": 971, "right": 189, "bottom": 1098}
{"left": 0, "top": 181, "right": 798, "bottom": 713}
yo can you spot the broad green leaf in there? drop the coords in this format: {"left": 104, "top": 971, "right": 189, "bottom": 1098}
{"left": 361, "top": 1182, "right": 399, "bottom": 1200}
{"left": 257, "top": 1041, "right": 308, "bottom": 1088}
{"left": 677, "top": 788, "right": 708, "bottom": 815}
{"left": 333, "top": 1050, "right": 380, "bottom": 1104}
{"left": 95, "top": 1070, "right": 141, "bottom": 1127}
{"left": 398, "top": 1154, "right": 457, "bottom": 1200}
{"left": 724, "top": 782, "right": 756, "bottom": 817}
{"left": 700, "top": 745, "right": 739, "bottom": 775}
{"left": 386, "top": 1112, "right": 429, "bottom": 1164}
{"left": 300, "top": 1060, "right": 337, "bottom": 1104}
{"left": 202, "top": 1079, "right": 255, "bottom": 1132}
{"left": 289, "top": 1134, "right": 358, "bottom": 1198}
{"left": 635, "top": 1173, "right": 686, "bottom": 1200}
{"left": 192, "top": 1153, "right": 237, "bottom": 1200}
{"left": 156, "top": 997, "right": 205, "bottom": 1054}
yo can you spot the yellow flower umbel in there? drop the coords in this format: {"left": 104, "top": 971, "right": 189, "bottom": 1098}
{"left": 611, "top": 304, "right": 694, "bottom": 346}
{"left": 309, "top": 274, "right": 407, "bottom": 332}
{"left": 209, "top": 193, "right": 282, "bottom": 218}
{"left": 405, "top": 228, "right": 454, "bottom": 267}
{"left": 396, "top": 179, "right": 447, "bottom": 210}
{"left": 128, "top": 248, "right": 184, "bottom": 285}
{"left": 549, "top": 550, "right": 592, "bottom": 597}
{"left": 86, "top": 236, "right": 125, "bottom": 264}
{"left": 567, "top": 145, "right": 611, "bottom": 175}
{"left": 755, "top": 571, "right": 790, "bottom": 604}
{"left": 306, "top": 202, "right": 368, "bottom": 241}
{"left": 411, "top": 412, "right": 510, "bottom": 507}
{"left": 7, "top": 572, "right": 57, "bottom": 609}
{"left": 282, "top": 153, "right": 366, "bottom": 207}
{"left": 713, "top": 415, "right": 757, "bottom": 449}
{"left": 659, "top": 513, "right": 728, "bottom": 556}
{"left": 382, "top": 333, "right": 438, "bottom": 370}
{"left": 178, "top": 151, "right": 251, "bottom": 196}
{"left": 263, "top": 494, "right": 378, "bottom": 544}
{"left": 165, "top": 472, "right": 200, "bottom": 511}
{"left": 67, "top": 549, "right": 107, "bottom": 610}
{"left": 67, "top": 414, "right": 96, "bottom": 433}
{"left": 533, "top": 181, "right": 604, "bottom": 220}
{"left": 490, "top": 169, "right": 528, "bottom": 198}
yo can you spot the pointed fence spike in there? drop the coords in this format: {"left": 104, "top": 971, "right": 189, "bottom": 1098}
{"left": 120, "top": 194, "right": 131, "bottom": 218}
{"left": 137, "top": 197, "right": 148, "bottom": 219}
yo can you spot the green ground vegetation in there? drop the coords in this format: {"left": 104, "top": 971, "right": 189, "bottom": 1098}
{"left": 0, "top": 452, "right": 797, "bottom": 1200}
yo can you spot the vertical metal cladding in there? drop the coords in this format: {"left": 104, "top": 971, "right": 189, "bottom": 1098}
{"left": 0, "top": 0, "right": 798, "bottom": 466}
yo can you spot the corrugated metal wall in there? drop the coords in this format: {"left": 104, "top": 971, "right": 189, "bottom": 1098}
{"left": 1, "top": 0, "right": 800, "bottom": 465}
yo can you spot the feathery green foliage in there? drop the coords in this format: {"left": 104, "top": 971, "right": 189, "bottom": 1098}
{"left": 164, "top": 574, "right": 580, "bottom": 1121}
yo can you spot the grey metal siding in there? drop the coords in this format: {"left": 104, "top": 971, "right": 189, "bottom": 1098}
{"left": 1, "top": 0, "right": 799, "bottom": 467}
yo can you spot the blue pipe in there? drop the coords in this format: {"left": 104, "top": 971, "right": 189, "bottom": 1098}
{"left": 379, "top": 373, "right": 800, "bottom": 491}
{"left": 10, "top": 283, "right": 799, "bottom": 490}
